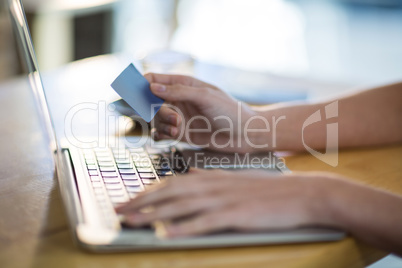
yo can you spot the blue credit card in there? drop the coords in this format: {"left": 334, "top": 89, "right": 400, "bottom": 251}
{"left": 111, "top": 64, "right": 164, "bottom": 122}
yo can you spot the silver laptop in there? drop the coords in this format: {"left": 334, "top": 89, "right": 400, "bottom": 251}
{"left": 5, "top": 0, "right": 344, "bottom": 251}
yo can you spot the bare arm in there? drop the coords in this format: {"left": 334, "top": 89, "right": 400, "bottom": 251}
{"left": 121, "top": 75, "right": 402, "bottom": 254}
{"left": 116, "top": 170, "right": 402, "bottom": 255}
{"left": 320, "top": 176, "right": 402, "bottom": 255}
{"left": 147, "top": 73, "right": 402, "bottom": 153}
{"left": 255, "top": 82, "right": 402, "bottom": 151}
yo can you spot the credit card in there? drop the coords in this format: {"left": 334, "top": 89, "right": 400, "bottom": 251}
{"left": 111, "top": 63, "right": 164, "bottom": 122}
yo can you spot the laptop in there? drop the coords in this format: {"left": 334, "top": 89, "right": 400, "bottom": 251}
{"left": 5, "top": 0, "right": 345, "bottom": 251}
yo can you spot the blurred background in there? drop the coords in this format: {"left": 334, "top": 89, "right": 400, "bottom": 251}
{"left": 1, "top": 0, "right": 402, "bottom": 100}
{"left": 0, "top": 1, "right": 401, "bottom": 265}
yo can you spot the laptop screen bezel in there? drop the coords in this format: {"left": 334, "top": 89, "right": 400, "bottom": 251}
{"left": 6, "top": 0, "right": 59, "bottom": 154}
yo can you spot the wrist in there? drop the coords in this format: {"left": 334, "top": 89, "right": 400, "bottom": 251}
{"left": 238, "top": 108, "right": 273, "bottom": 153}
{"left": 302, "top": 174, "right": 348, "bottom": 229}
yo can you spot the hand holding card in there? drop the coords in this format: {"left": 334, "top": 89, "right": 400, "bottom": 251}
{"left": 111, "top": 64, "right": 164, "bottom": 122}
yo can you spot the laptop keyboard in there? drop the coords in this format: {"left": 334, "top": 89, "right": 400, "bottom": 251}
{"left": 82, "top": 146, "right": 178, "bottom": 215}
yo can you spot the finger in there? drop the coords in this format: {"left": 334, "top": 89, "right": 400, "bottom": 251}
{"left": 144, "top": 73, "right": 192, "bottom": 85}
{"left": 150, "top": 83, "right": 211, "bottom": 102}
{"left": 165, "top": 208, "right": 238, "bottom": 238}
{"left": 151, "top": 130, "right": 173, "bottom": 141}
{"left": 115, "top": 172, "right": 230, "bottom": 214}
{"left": 123, "top": 185, "right": 253, "bottom": 227}
{"left": 115, "top": 177, "right": 198, "bottom": 214}
{"left": 123, "top": 195, "right": 222, "bottom": 227}
{"left": 154, "top": 106, "right": 181, "bottom": 126}
{"left": 154, "top": 122, "right": 179, "bottom": 137}
{"left": 144, "top": 73, "right": 215, "bottom": 88}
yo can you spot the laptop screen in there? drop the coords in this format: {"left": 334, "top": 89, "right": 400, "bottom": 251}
{"left": 3, "top": 0, "right": 58, "bottom": 153}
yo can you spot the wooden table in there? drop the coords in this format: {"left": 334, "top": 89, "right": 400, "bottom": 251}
{"left": 0, "top": 55, "right": 400, "bottom": 268}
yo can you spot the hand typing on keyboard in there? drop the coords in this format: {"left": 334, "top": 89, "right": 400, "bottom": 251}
{"left": 115, "top": 169, "right": 347, "bottom": 238}
{"left": 114, "top": 165, "right": 402, "bottom": 263}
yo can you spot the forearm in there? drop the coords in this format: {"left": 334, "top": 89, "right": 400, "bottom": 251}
{"left": 317, "top": 178, "right": 402, "bottom": 255}
{"left": 251, "top": 101, "right": 327, "bottom": 151}
{"left": 251, "top": 82, "right": 402, "bottom": 151}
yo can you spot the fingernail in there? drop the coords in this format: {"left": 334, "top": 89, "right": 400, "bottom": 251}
{"left": 151, "top": 128, "right": 159, "bottom": 140}
{"left": 117, "top": 214, "right": 126, "bottom": 222}
{"left": 152, "top": 83, "right": 166, "bottom": 92}
{"left": 153, "top": 130, "right": 160, "bottom": 140}
{"left": 170, "top": 127, "right": 178, "bottom": 136}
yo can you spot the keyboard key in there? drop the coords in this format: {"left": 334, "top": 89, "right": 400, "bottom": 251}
{"left": 97, "top": 156, "right": 113, "bottom": 162}
{"left": 116, "top": 163, "right": 133, "bottom": 169}
{"left": 126, "top": 186, "right": 143, "bottom": 192}
{"left": 139, "top": 172, "right": 156, "bottom": 179}
{"left": 97, "top": 200, "right": 109, "bottom": 209}
{"left": 88, "top": 170, "right": 98, "bottom": 176}
{"left": 107, "top": 189, "right": 125, "bottom": 196}
{"left": 94, "top": 148, "right": 109, "bottom": 152}
{"left": 95, "top": 152, "right": 111, "bottom": 157}
{"left": 101, "top": 171, "right": 118, "bottom": 177}
{"left": 90, "top": 175, "right": 101, "bottom": 182}
{"left": 115, "top": 159, "right": 131, "bottom": 164}
{"left": 156, "top": 170, "right": 173, "bottom": 176}
{"left": 112, "top": 147, "right": 127, "bottom": 153}
{"left": 93, "top": 188, "right": 104, "bottom": 195}
{"left": 119, "top": 169, "right": 136, "bottom": 175}
{"left": 115, "top": 155, "right": 131, "bottom": 160}
{"left": 92, "top": 181, "right": 102, "bottom": 188}
{"left": 131, "top": 153, "right": 141, "bottom": 162}
{"left": 114, "top": 154, "right": 130, "bottom": 160}
{"left": 105, "top": 184, "right": 123, "bottom": 190}
{"left": 136, "top": 167, "right": 153, "bottom": 173}
{"left": 141, "top": 179, "right": 157, "bottom": 185}
{"left": 121, "top": 174, "right": 139, "bottom": 180}
{"left": 85, "top": 159, "right": 96, "bottom": 165}
{"left": 131, "top": 152, "right": 148, "bottom": 158}
{"left": 103, "top": 177, "right": 121, "bottom": 184}
{"left": 135, "top": 161, "right": 152, "bottom": 168}
{"left": 86, "top": 164, "right": 98, "bottom": 170}
{"left": 123, "top": 180, "right": 142, "bottom": 186}
{"left": 84, "top": 154, "right": 95, "bottom": 160}
{"left": 132, "top": 152, "right": 149, "bottom": 158}
{"left": 98, "top": 161, "right": 115, "bottom": 167}
{"left": 109, "top": 196, "right": 129, "bottom": 203}
{"left": 95, "top": 193, "right": 107, "bottom": 201}
{"left": 128, "top": 147, "right": 144, "bottom": 153}
{"left": 99, "top": 166, "right": 116, "bottom": 172}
